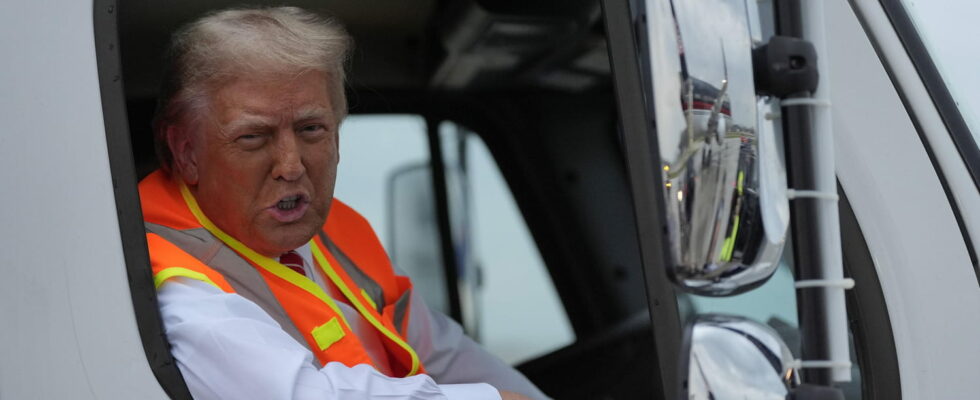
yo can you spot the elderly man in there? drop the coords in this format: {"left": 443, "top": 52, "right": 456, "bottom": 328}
{"left": 139, "top": 7, "right": 544, "bottom": 400}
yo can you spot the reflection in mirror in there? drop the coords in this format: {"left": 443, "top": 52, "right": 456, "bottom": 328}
{"left": 646, "top": 0, "right": 789, "bottom": 296}
{"left": 682, "top": 314, "right": 799, "bottom": 400}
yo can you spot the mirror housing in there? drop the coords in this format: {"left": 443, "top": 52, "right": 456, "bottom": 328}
{"left": 680, "top": 314, "right": 798, "bottom": 400}
{"left": 645, "top": 0, "right": 789, "bottom": 296}
{"left": 388, "top": 163, "right": 451, "bottom": 313}
{"left": 387, "top": 156, "right": 481, "bottom": 336}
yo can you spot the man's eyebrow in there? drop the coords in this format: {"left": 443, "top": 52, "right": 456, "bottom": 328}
{"left": 295, "top": 106, "right": 331, "bottom": 122}
{"left": 224, "top": 113, "right": 277, "bottom": 132}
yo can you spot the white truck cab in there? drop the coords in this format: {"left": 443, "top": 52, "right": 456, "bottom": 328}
{"left": 0, "top": 0, "right": 977, "bottom": 399}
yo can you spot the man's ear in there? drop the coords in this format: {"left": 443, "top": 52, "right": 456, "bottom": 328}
{"left": 167, "top": 124, "right": 199, "bottom": 185}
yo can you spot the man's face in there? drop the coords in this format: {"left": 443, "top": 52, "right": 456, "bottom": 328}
{"left": 175, "top": 70, "right": 340, "bottom": 257}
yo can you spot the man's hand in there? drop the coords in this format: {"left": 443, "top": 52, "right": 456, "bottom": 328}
{"left": 499, "top": 390, "right": 533, "bottom": 400}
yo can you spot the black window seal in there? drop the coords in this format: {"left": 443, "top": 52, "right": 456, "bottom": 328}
{"left": 851, "top": 0, "right": 979, "bottom": 283}
{"left": 877, "top": 0, "right": 980, "bottom": 193}
{"left": 839, "top": 189, "right": 902, "bottom": 400}
{"left": 424, "top": 116, "right": 465, "bottom": 324}
{"left": 93, "top": 1, "right": 193, "bottom": 398}
{"left": 601, "top": 0, "right": 684, "bottom": 399}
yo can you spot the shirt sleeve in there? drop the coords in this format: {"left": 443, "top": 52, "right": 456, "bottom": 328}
{"left": 404, "top": 289, "right": 551, "bottom": 400}
{"left": 157, "top": 277, "right": 501, "bottom": 400}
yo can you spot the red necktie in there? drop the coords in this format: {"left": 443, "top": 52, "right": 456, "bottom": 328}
{"left": 279, "top": 250, "right": 307, "bottom": 277}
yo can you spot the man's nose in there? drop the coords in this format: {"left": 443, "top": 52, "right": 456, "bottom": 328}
{"left": 272, "top": 131, "right": 305, "bottom": 181}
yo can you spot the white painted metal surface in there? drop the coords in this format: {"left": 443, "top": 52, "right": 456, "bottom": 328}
{"left": 851, "top": 0, "right": 980, "bottom": 273}
{"left": 827, "top": 0, "right": 980, "bottom": 398}
{"left": 0, "top": 0, "right": 168, "bottom": 398}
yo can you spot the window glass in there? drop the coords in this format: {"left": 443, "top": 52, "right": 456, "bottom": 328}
{"left": 448, "top": 122, "right": 576, "bottom": 364}
{"left": 334, "top": 115, "right": 452, "bottom": 315}
{"left": 334, "top": 114, "right": 430, "bottom": 246}
{"left": 678, "top": 250, "right": 799, "bottom": 345}
{"left": 899, "top": 0, "right": 980, "bottom": 147}
{"left": 335, "top": 115, "right": 575, "bottom": 364}
{"left": 678, "top": 244, "right": 862, "bottom": 398}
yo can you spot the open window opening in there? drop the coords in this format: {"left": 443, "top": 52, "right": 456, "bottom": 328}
{"left": 106, "top": 0, "right": 635, "bottom": 399}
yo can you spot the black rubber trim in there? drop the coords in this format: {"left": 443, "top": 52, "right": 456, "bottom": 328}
{"left": 676, "top": 316, "right": 695, "bottom": 399}
{"left": 92, "top": 1, "right": 193, "bottom": 399}
{"left": 878, "top": 0, "right": 980, "bottom": 193}
{"left": 839, "top": 189, "right": 902, "bottom": 400}
{"left": 774, "top": 0, "right": 834, "bottom": 386}
{"left": 425, "top": 117, "right": 464, "bottom": 323}
{"left": 601, "top": 1, "right": 682, "bottom": 399}
{"left": 850, "top": 0, "right": 979, "bottom": 284}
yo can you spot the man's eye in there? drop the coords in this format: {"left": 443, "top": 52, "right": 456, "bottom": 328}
{"left": 236, "top": 134, "right": 266, "bottom": 148}
{"left": 299, "top": 124, "right": 327, "bottom": 135}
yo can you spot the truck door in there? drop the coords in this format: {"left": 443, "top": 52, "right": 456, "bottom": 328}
{"left": 603, "top": 1, "right": 906, "bottom": 399}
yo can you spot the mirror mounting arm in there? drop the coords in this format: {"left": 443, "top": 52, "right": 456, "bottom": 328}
{"left": 753, "top": 36, "right": 819, "bottom": 98}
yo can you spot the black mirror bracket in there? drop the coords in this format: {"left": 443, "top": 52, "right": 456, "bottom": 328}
{"left": 753, "top": 35, "right": 819, "bottom": 98}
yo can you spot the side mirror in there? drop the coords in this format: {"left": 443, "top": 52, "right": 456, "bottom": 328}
{"left": 388, "top": 163, "right": 450, "bottom": 313}
{"left": 681, "top": 314, "right": 797, "bottom": 399}
{"left": 645, "top": 0, "right": 789, "bottom": 296}
{"left": 387, "top": 158, "right": 481, "bottom": 336}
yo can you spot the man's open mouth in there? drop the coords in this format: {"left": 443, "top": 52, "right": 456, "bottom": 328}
{"left": 276, "top": 195, "right": 302, "bottom": 210}
{"left": 267, "top": 194, "right": 309, "bottom": 223}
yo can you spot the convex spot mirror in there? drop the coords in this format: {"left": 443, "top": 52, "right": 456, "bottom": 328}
{"left": 681, "top": 314, "right": 798, "bottom": 400}
{"left": 646, "top": 0, "right": 789, "bottom": 296}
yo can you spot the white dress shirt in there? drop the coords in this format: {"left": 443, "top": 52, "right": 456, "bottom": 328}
{"left": 157, "top": 243, "right": 548, "bottom": 400}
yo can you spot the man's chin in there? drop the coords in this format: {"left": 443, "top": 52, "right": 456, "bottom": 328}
{"left": 259, "top": 226, "right": 319, "bottom": 255}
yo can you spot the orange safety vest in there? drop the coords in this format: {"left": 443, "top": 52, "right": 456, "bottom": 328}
{"left": 139, "top": 170, "right": 425, "bottom": 378}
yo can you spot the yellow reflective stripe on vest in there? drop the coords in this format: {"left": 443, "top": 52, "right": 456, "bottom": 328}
{"left": 311, "top": 244, "right": 421, "bottom": 377}
{"left": 311, "top": 317, "right": 345, "bottom": 351}
{"left": 154, "top": 267, "right": 222, "bottom": 290}
{"left": 177, "top": 182, "right": 353, "bottom": 331}
{"left": 360, "top": 289, "right": 379, "bottom": 311}
{"left": 720, "top": 170, "right": 746, "bottom": 262}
